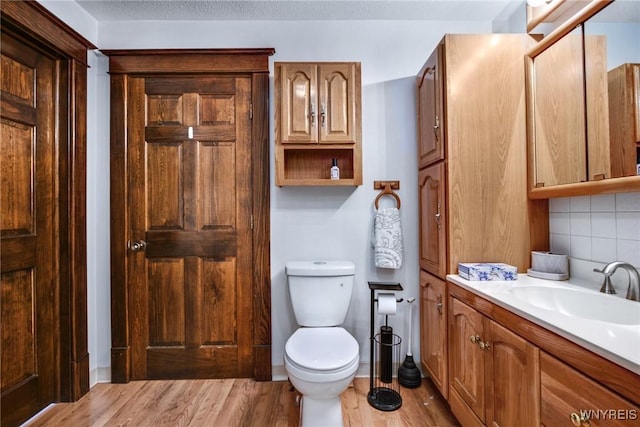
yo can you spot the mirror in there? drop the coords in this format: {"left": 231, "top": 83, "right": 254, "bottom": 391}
{"left": 527, "top": 0, "right": 640, "bottom": 198}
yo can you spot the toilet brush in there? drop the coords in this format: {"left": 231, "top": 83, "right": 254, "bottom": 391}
{"left": 398, "top": 297, "right": 421, "bottom": 388}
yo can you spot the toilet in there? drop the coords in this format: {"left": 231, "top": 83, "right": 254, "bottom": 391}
{"left": 284, "top": 260, "right": 360, "bottom": 427}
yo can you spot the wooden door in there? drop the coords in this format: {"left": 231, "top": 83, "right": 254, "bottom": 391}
{"left": 485, "top": 320, "right": 539, "bottom": 427}
{"left": 318, "top": 63, "right": 359, "bottom": 144}
{"left": 419, "top": 271, "right": 447, "bottom": 398}
{"left": 126, "top": 75, "right": 255, "bottom": 379}
{"left": 417, "top": 46, "right": 444, "bottom": 168}
{"left": 449, "top": 297, "right": 486, "bottom": 425}
{"left": 419, "top": 163, "right": 446, "bottom": 279}
{"left": 1, "top": 33, "right": 58, "bottom": 426}
{"left": 278, "top": 63, "right": 318, "bottom": 144}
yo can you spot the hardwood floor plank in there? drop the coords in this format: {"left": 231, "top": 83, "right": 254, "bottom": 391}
{"left": 23, "top": 377, "right": 457, "bottom": 426}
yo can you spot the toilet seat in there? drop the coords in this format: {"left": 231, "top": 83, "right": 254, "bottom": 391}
{"left": 285, "top": 327, "right": 359, "bottom": 382}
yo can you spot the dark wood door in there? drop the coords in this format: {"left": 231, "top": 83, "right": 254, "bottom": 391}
{"left": 1, "top": 33, "right": 58, "bottom": 426}
{"left": 126, "top": 76, "right": 255, "bottom": 379}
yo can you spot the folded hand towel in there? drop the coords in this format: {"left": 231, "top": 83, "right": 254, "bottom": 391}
{"left": 373, "top": 207, "right": 403, "bottom": 269}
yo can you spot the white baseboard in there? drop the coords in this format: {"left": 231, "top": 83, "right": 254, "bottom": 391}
{"left": 90, "top": 367, "right": 112, "bottom": 387}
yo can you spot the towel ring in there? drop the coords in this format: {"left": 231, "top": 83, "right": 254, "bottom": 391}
{"left": 375, "top": 184, "right": 401, "bottom": 210}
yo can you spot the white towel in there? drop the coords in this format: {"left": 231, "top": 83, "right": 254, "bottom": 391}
{"left": 372, "top": 207, "right": 404, "bottom": 269}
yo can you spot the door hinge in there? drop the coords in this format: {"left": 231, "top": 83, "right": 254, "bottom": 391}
{"left": 250, "top": 214, "right": 254, "bottom": 230}
{"left": 249, "top": 103, "right": 253, "bottom": 119}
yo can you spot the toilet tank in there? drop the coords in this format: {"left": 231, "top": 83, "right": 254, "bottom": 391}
{"left": 285, "top": 261, "right": 355, "bottom": 327}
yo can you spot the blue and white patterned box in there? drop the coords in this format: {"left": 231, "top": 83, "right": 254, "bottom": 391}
{"left": 458, "top": 263, "right": 518, "bottom": 281}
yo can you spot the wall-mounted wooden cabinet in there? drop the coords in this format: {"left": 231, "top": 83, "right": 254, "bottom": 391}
{"left": 275, "top": 62, "right": 362, "bottom": 186}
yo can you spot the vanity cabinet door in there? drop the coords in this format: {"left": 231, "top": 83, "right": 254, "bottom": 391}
{"left": 420, "top": 271, "right": 447, "bottom": 398}
{"left": 419, "top": 163, "right": 446, "bottom": 279}
{"left": 278, "top": 63, "right": 318, "bottom": 144}
{"left": 449, "top": 297, "right": 486, "bottom": 426}
{"left": 485, "top": 320, "right": 540, "bottom": 427}
{"left": 541, "top": 352, "right": 639, "bottom": 427}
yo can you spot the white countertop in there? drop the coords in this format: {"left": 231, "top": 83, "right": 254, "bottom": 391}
{"left": 447, "top": 274, "right": 640, "bottom": 375}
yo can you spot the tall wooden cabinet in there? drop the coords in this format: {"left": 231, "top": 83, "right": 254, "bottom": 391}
{"left": 416, "top": 34, "right": 549, "bottom": 400}
{"left": 275, "top": 62, "right": 362, "bottom": 186}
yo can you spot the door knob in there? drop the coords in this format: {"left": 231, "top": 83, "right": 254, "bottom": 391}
{"left": 128, "top": 239, "right": 147, "bottom": 252}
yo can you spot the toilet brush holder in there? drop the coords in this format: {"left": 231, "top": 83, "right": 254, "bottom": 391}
{"left": 398, "top": 297, "right": 421, "bottom": 388}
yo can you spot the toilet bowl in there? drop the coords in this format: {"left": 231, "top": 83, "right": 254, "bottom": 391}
{"left": 284, "top": 261, "right": 359, "bottom": 427}
{"left": 285, "top": 327, "right": 359, "bottom": 427}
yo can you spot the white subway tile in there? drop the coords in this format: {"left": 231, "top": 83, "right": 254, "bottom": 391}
{"left": 591, "top": 237, "right": 617, "bottom": 263}
{"left": 549, "top": 212, "right": 571, "bottom": 234}
{"left": 570, "top": 235, "right": 591, "bottom": 260}
{"left": 550, "top": 233, "right": 571, "bottom": 255}
{"left": 615, "top": 192, "right": 640, "bottom": 212}
{"left": 616, "top": 212, "right": 640, "bottom": 241}
{"left": 590, "top": 194, "right": 616, "bottom": 212}
{"left": 570, "top": 196, "right": 591, "bottom": 212}
{"left": 549, "top": 197, "right": 571, "bottom": 213}
{"left": 591, "top": 212, "right": 616, "bottom": 238}
{"left": 616, "top": 239, "right": 640, "bottom": 267}
{"left": 570, "top": 212, "right": 591, "bottom": 236}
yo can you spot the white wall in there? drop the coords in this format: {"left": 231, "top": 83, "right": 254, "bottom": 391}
{"left": 36, "top": 1, "right": 528, "bottom": 384}
{"left": 38, "top": 1, "right": 640, "bottom": 386}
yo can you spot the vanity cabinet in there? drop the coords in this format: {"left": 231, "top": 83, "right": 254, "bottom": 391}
{"left": 448, "top": 280, "right": 640, "bottom": 427}
{"left": 274, "top": 62, "right": 362, "bottom": 186}
{"left": 448, "top": 296, "right": 539, "bottom": 427}
{"left": 541, "top": 352, "right": 637, "bottom": 427}
{"left": 416, "top": 34, "right": 548, "bottom": 399}
{"left": 608, "top": 63, "right": 640, "bottom": 178}
{"left": 420, "top": 271, "right": 447, "bottom": 398}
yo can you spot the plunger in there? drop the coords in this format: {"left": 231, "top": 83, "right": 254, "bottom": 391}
{"left": 398, "top": 297, "right": 421, "bottom": 388}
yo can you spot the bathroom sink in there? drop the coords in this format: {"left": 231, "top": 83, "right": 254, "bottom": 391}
{"left": 511, "top": 286, "right": 640, "bottom": 325}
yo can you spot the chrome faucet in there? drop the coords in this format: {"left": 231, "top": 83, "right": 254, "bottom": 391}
{"left": 594, "top": 262, "right": 640, "bottom": 302}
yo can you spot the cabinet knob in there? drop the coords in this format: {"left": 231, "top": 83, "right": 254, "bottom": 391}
{"left": 470, "top": 335, "right": 480, "bottom": 344}
{"left": 479, "top": 341, "right": 491, "bottom": 351}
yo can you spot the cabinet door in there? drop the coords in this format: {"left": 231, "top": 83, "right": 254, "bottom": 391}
{"left": 420, "top": 271, "right": 448, "bottom": 398}
{"left": 608, "top": 63, "right": 640, "bottom": 177}
{"left": 419, "top": 162, "right": 447, "bottom": 278}
{"left": 318, "top": 63, "right": 360, "bottom": 144}
{"left": 278, "top": 63, "right": 318, "bottom": 144}
{"left": 417, "top": 45, "right": 444, "bottom": 168}
{"left": 449, "top": 297, "right": 486, "bottom": 424}
{"left": 541, "top": 352, "right": 639, "bottom": 427}
{"left": 486, "top": 320, "right": 540, "bottom": 427}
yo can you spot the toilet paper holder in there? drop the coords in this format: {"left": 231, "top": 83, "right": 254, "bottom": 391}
{"left": 368, "top": 281, "right": 403, "bottom": 411}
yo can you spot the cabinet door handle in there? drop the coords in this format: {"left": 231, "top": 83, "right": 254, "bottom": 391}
{"left": 570, "top": 412, "right": 590, "bottom": 426}
{"left": 310, "top": 104, "right": 316, "bottom": 126}
{"left": 320, "top": 103, "right": 326, "bottom": 127}
{"left": 479, "top": 341, "right": 491, "bottom": 351}
{"left": 470, "top": 335, "right": 481, "bottom": 344}
{"left": 436, "top": 297, "right": 443, "bottom": 315}
{"left": 435, "top": 202, "right": 441, "bottom": 230}
{"left": 433, "top": 115, "right": 440, "bottom": 137}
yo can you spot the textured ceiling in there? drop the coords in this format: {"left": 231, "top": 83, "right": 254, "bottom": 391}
{"left": 74, "top": 0, "right": 525, "bottom": 22}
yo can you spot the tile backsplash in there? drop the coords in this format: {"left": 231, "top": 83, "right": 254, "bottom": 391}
{"left": 549, "top": 192, "right": 640, "bottom": 267}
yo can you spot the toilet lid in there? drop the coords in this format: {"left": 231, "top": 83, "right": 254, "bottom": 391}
{"left": 285, "top": 327, "right": 359, "bottom": 371}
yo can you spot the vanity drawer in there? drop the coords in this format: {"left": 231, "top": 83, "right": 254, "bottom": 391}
{"left": 541, "top": 352, "right": 638, "bottom": 426}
